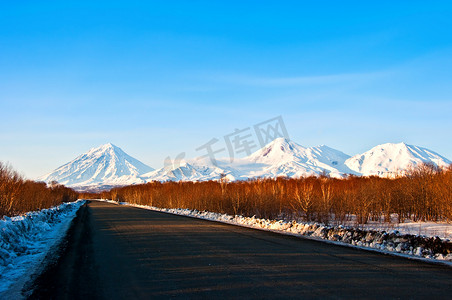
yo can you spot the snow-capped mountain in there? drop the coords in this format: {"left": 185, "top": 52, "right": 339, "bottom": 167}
{"left": 143, "top": 138, "right": 356, "bottom": 182}
{"left": 143, "top": 139, "right": 450, "bottom": 182}
{"left": 245, "top": 138, "right": 356, "bottom": 178}
{"left": 38, "top": 143, "right": 153, "bottom": 189}
{"left": 39, "top": 140, "right": 451, "bottom": 190}
{"left": 345, "top": 142, "right": 451, "bottom": 176}
{"left": 141, "top": 161, "right": 228, "bottom": 182}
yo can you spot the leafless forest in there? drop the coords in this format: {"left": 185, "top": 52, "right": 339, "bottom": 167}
{"left": 2, "top": 161, "right": 451, "bottom": 224}
{"left": 0, "top": 162, "right": 78, "bottom": 217}
{"left": 92, "top": 163, "right": 452, "bottom": 225}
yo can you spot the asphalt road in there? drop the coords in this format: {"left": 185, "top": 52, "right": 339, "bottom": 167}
{"left": 29, "top": 201, "right": 452, "bottom": 299}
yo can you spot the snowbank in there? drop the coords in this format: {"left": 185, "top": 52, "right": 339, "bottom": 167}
{"left": 110, "top": 201, "right": 452, "bottom": 265}
{"left": 0, "top": 200, "right": 85, "bottom": 296}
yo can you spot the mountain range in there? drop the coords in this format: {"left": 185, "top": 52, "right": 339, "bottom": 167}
{"left": 38, "top": 139, "right": 451, "bottom": 191}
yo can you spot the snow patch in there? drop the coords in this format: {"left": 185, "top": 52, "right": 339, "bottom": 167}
{"left": 0, "top": 200, "right": 85, "bottom": 297}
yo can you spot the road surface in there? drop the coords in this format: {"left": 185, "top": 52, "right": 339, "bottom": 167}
{"left": 29, "top": 201, "right": 452, "bottom": 299}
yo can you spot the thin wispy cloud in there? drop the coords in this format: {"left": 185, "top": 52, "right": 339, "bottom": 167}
{"left": 203, "top": 70, "right": 394, "bottom": 87}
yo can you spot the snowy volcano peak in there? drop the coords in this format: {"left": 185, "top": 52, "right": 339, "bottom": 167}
{"left": 85, "top": 143, "right": 115, "bottom": 157}
{"left": 245, "top": 138, "right": 355, "bottom": 178}
{"left": 86, "top": 143, "right": 130, "bottom": 160}
{"left": 38, "top": 143, "right": 154, "bottom": 189}
{"left": 249, "top": 138, "right": 302, "bottom": 163}
{"left": 93, "top": 142, "right": 116, "bottom": 152}
{"left": 249, "top": 138, "right": 350, "bottom": 165}
{"left": 345, "top": 142, "right": 451, "bottom": 176}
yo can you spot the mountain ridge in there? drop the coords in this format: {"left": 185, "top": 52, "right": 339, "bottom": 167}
{"left": 345, "top": 142, "right": 451, "bottom": 176}
{"left": 38, "top": 139, "right": 451, "bottom": 191}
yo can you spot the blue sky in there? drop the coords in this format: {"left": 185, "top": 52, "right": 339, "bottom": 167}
{"left": 1, "top": 1, "right": 451, "bottom": 178}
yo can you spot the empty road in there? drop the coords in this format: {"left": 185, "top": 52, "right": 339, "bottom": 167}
{"left": 29, "top": 201, "right": 452, "bottom": 299}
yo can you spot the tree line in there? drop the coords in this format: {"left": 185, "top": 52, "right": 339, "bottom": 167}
{"left": 2, "top": 160, "right": 450, "bottom": 224}
{"left": 96, "top": 163, "right": 451, "bottom": 225}
{"left": 0, "top": 162, "right": 78, "bottom": 217}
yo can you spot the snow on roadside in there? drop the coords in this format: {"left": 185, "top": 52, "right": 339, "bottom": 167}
{"left": 0, "top": 200, "right": 85, "bottom": 298}
{"left": 328, "top": 214, "right": 452, "bottom": 240}
{"left": 101, "top": 200, "right": 452, "bottom": 266}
